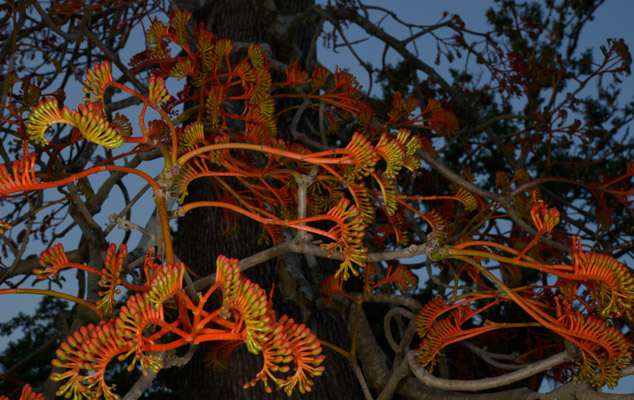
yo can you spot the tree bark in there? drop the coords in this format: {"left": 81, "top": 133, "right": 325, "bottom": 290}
{"left": 168, "top": 1, "right": 365, "bottom": 398}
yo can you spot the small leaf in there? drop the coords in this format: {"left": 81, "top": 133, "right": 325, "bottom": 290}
{"left": 320, "top": 199, "right": 368, "bottom": 280}
{"left": 146, "top": 20, "right": 171, "bottom": 59}
{"left": 424, "top": 98, "right": 459, "bottom": 134}
{"left": 97, "top": 243, "right": 127, "bottom": 317}
{"left": 285, "top": 60, "right": 310, "bottom": 85}
{"left": 179, "top": 121, "right": 205, "bottom": 150}
{"left": 0, "top": 146, "right": 40, "bottom": 196}
{"left": 202, "top": 340, "right": 243, "bottom": 372}
{"left": 0, "top": 218, "right": 12, "bottom": 234}
{"left": 145, "top": 262, "right": 185, "bottom": 307}
{"left": 215, "top": 255, "right": 271, "bottom": 354}
{"left": 455, "top": 187, "right": 477, "bottom": 211}
{"left": 1, "top": 71, "right": 18, "bottom": 95}
{"left": 343, "top": 132, "right": 378, "bottom": 180}
{"left": 34, "top": 243, "right": 70, "bottom": 278}
{"left": 382, "top": 265, "right": 417, "bottom": 291}
{"left": 64, "top": 103, "right": 124, "bottom": 149}
{"left": 26, "top": 98, "right": 68, "bottom": 146}
{"left": 148, "top": 75, "right": 170, "bottom": 105}
{"left": 83, "top": 61, "right": 114, "bottom": 103}
{"left": 110, "top": 113, "right": 132, "bottom": 137}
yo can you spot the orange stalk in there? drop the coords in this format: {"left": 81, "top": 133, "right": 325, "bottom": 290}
{"left": 318, "top": 340, "right": 351, "bottom": 358}
{"left": 178, "top": 143, "right": 356, "bottom": 166}
{"left": 447, "top": 248, "right": 574, "bottom": 273}
{"left": 181, "top": 201, "right": 338, "bottom": 240}
{"left": 452, "top": 240, "right": 541, "bottom": 264}
{"left": 155, "top": 196, "right": 174, "bottom": 264}
{"left": 449, "top": 255, "right": 598, "bottom": 357}
{"left": 142, "top": 339, "right": 190, "bottom": 352}
{"left": 0, "top": 288, "right": 100, "bottom": 316}
{"left": 1, "top": 164, "right": 161, "bottom": 197}
{"left": 192, "top": 332, "right": 244, "bottom": 344}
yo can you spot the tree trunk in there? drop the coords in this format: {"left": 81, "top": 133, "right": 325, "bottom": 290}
{"left": 168, "top": 1, "right": 365, "bottom": 398}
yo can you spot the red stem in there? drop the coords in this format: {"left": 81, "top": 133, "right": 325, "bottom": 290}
{"left": 181, "top": 201, "right": 338, "bottom": 240}
{"left": 0, "top": 288, "right": 100, "bottom": 316}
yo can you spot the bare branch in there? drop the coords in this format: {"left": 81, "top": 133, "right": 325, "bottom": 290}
{"left": 122, "top": 346, "right": 197, "bottom": 400}
{"left": 406, "top": 350, "right": 572, "bottom": 392}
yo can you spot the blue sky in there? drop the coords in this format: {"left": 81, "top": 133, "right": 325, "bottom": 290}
{"left": 317, "top": 1, "right": 634, "bottom": 104}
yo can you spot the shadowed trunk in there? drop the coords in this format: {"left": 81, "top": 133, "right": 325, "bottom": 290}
{"left": 168, "top": 1, "right": 365, "bottom": 398}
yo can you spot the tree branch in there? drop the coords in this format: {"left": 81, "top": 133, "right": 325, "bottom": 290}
{"left": 406, "top": 350, "right": 572, "bottom": 392}
{"left": 122, "top": 345, "right": 197, "bottom": 400}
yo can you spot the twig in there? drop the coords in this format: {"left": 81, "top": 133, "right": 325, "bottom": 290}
{"left": 461, "top": 341, "right": 525, "bottom": 371}
{"left": 0, "top": 216, "right": 33, "bottom": 284}
{"left": 67, "top": 182, "right": 105, "bottom": 246}
{"left": 107, "top": 214, "right": 155, "bottom": 241}
{"left": 104, "top": 182, "right": 152, "bottom": 236}
{"left": 32, "top": 1, "right": 87, "bottom": 41}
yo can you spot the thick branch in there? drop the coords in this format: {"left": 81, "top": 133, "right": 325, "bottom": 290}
{"left": 406, "top": 350, "right": 572, "bottom": 392}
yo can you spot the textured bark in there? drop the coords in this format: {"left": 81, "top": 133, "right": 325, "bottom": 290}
{"left": 168, "top": 1, "right": 365, "bottom": 398}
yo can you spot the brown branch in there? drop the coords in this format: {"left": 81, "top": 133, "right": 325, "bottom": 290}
{"left": 366, "top": 292, "right": 421, "bottom": 310}
{"left": 32, "top": 1, "right": 88, "bottom": 42}
{"left": 104, "top": 183, "right": 152, "bottom": 236}
{"left": 0, "top": 216, "right": 33, "bottom": 284}
{"left": 122, "top": 345, "right": 197, "bottom": 400}
{"left": 406, "top": 350, "right": 572, "bottom": 392}
{"left": 350, "top": 357, "right": 375, "bottom": 400}
{"left": 415, "top": 148, "right": 502, "bottom": 202}
{"left": 461, "top": 341, "right": 525, "bottom": 371}
{"left": 295, "top": 167, "right": 318, "bottom": 220}
{"left": 342, "top": 296, "right": 535, "bottom": 399}
{"left": 192, "top": 234, "right": 442, "bottom": 292}
{"left": 383, "top": 307, "right": 415, "bottom": 353}
{"left": 67, "top": 182, "right": 106, "bottom": 248}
